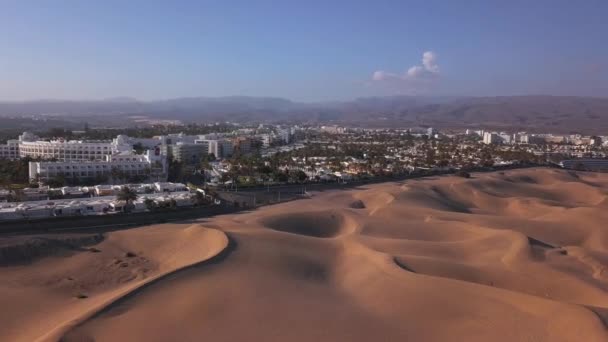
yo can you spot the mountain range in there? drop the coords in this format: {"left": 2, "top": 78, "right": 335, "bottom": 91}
{"left": 1, "top": 95, "right": 607, "bottom": 133}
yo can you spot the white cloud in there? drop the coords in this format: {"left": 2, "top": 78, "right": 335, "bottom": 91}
{"left": 422, "top": 51, "right": 439, "bottom": 73}
{"left": 371, "top": 51, "right": 440, "bottom": 88}
{"left": 407, "top": 65, "right": 425, "bottom": 78}
{"left": 372, "top": 70, "right": 399, "bottom": 81}
{"left": 372, "top": 71, "right": 387, "bottom": 81}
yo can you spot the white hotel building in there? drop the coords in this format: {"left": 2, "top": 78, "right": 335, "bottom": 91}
{"left": 1, "top": 132, "right": 169, "bottom": 184}
{"left": 29, "top": 150, "right": 167, "bottom": 183}
{"left": 13, "top": 132, "right": 133, "bottom": 161}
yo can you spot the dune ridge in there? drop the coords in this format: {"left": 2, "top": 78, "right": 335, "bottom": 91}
{"left": 2, "top": 168, "right": 608, "bottom": 341}
{"left": 0, "top": 225, "right": 228, "bottom": 342}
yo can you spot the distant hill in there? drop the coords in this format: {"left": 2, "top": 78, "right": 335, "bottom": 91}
{"left": 1, "top": 95, "right": 607, "bottom": 133}
{"left": 333, "top": 95, "right": 608, "bottom": 133}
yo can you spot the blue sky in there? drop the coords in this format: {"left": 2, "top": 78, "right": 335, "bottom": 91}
{"left": 0, "top": 0, "right": 607, "bottom": 101}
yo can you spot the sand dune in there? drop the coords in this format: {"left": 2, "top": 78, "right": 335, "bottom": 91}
{"left": 2, "top": 168, "right": 608, "bottom": 341}
{"left": 0, "top": 224, "right": 228, "bottom": 342}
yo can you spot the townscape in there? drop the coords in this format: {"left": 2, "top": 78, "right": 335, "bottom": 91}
{"left": 3, "top": 2, "right": 608, "bottom": 342}
{"left": 1, "top": 123, "right": 607, "bottom": 220}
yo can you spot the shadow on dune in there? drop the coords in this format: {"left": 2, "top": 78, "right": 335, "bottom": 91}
{"left": 349, "top": 200, "right": 366, "bottom": 209}
{"left": 393, "top": 257, "right": 416, "bottom": 273}
{"left": 396, "top": 185, "right": 472, "bottom": 214}
{"left": 0, "top": 234, "right": 104, "bottom": 266}
{"left": 527, "top": 236, "right": 557, "bottom": 249}
{"left": 260, "top": 211, "right": 354, "bottom": 238}
{"left": 587, "top": 305, "right": 608, "bottom": 329}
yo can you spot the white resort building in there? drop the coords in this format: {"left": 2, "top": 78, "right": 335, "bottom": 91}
{"left": 16, "top": 132, "right": 133, "bottom": 161}
{"left": 29, "top": 150, "right": 168, "bottom": 184}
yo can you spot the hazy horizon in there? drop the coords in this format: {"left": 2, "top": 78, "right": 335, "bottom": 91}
{"left": 1, "top": 94, "right": 608, "bottom": 105}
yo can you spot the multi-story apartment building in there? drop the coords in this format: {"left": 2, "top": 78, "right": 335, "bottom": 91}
{"left": 498, "top": 133, "right": 512, "bottom": 144}
{"left": 8, "top": 132, "right": 132, "bottom": 161}
{"left": 233, "top": 137, "right": 251, "bottom": 155}
{"left": 29, "top": 150, "right": 167, "bottom": 184}
{"left": 260, "top": 134, "right": 272, "bottom": 147}
{"left": 193, "top": 139, "right": 234, "bottom": 159}
{"left": 157, "top": 133, "right": 199, "bottom": 146}
{"left": 482, "top": 132, "right": 500, "bottom": 144}
{"left": 0, "top": 132, "right": 141, "bottom": 161}
{"left": 0, "top": 140, "right": 20, "bottom": 160}
{"left": 196, "top": 139, "right": 220, "bottom": 158}
{"left": 277, "top": 128, "right": 291, "bottom": 144}
{"left": 219, "top": 140, "right": 234, "bottom": 158}
{"left": 115, "top": 135, "right": 161, "bottom": 150}
{"left": 171, "top": 143, "right": 209, "bottom": 164}
{"left": 194, "top": 139, "right": 211, "bottom": 153}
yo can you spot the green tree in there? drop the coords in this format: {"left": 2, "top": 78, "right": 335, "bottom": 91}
{"left": 143, "top": 198, "right": 157, "bottom": 211}
{"left": 294, "top": 170, "right": 308, "bottom": 183}
{"left": 45, "top": 173, "right": 66, "bottom": 188}
{"left": 132, "top": 142, "right": 146, "bottom": 154}
{"left": 116, "top": 186, "right": 138, "bottom": 212}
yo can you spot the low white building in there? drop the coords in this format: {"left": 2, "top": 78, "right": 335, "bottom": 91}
{"left": 132, "top": 199, "right": 148, "bottom": 212}
{"left": 83, "top": 200, "right": 110, "bottom": 213}
{"left": 15, "top": 203, "right": 54, "bottom": 219}
{"left": 94, "top": 185, "right": 115, "bottom": 196}
{"left": 0, "top": 189, "right": 11, "bottom": 202}
{"left": 109, "top": 201, "right": 128, "bottom": 212}
{"left": 154, "top": 182, "right": 188, "bottom": 192}
{"left": 61, "top": 186, "right": 89, "bottom": 196}
{"left": 21, "top": 187, "right": 49, "bottom": 201}
{"left": 0, "top": 189, "right": 208, "bottom": 221}
{"left": 0, "top": 207, "right": 23, "bottom": 220}
{"left": 153, "top": 193, "right": 194, "bottom": 207}
{"left": 53, "top": 201, "right": 86, "bottom": 216}
{"left": 128, "top": 183, "right": 155, "bottom": 194}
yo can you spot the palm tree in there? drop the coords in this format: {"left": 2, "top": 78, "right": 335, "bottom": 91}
{"left": 116, "top": 186, "right": 138, "bottom": 212}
